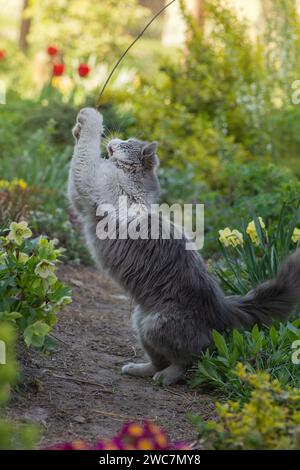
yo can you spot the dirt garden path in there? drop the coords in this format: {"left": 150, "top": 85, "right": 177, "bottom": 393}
{"left": 7, "top": 265, "right": 215, "bottom": 447}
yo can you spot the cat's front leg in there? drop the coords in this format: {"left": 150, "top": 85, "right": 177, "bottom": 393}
{"left": 68, "top": 107, "right": 104, "bottom": 209}
{"left": 122, "top": 362, "right": 156, "bottom": 377}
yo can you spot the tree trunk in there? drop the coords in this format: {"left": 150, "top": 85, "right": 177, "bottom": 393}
{"left": 19, "top": 0, "right": 31, "bottom": 52}
{"left": 186, "top": 0, "right": 205, "bottom": 26}
{"left": 139, "top": 0, "right": 164, "bottom": 13}
{"left": 162, "top": 0, "right": 205, "bottom": 46}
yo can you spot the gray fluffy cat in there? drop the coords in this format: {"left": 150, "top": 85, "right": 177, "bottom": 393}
{"left": 68, "top": 107, "right": 300, "bottom": 385}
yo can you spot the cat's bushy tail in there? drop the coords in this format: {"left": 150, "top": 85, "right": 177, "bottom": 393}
{"left": 223, "top": 249, "right": 300, "bottom": 328}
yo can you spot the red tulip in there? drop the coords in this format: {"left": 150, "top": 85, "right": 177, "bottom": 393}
{"left": 47, "top": 45, "right": 59, "bottom": 57}
{"left": 52, "top": 63, "right": 65, "bottom": 76}
{"left": 0, "top": 50, "right": 5, "bottom": 61}
{"left": 78, "top": 63, "right": 91, "bottom": 78}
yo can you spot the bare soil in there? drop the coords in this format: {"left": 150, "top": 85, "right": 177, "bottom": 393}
{"left": 6, "top": 264, "right": 215, "bottom": 447}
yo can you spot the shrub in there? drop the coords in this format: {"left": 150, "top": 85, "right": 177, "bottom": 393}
{"left": 191, "top": 364, "right": 300, "bottom": 450}
{"left": 0, "top": 221, "right": 71, "bottom": 348}
{"left": 0, "top": 179, "right": 34, "bottom": 230}
{"left": 159, "top": 162, "right": 300, "bottom": 255}
{"left": 191, "top": 321, "right": 300, "bottom": 398}
{"left": 191, "top": 208, "right": 300, "bottom": 397}
{"left": 119, "top": 0, "right": 300, "bottom": 186}
{"left": 0, "top": 323, "right": 38, "bottom": 449}
{"left": 29, "top": 208, "right": 91, "bottom": 266}
{"left": 215, "top": 207, "right": 300, "bottom": 295}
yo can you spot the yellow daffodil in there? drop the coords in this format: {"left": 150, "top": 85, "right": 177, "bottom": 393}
{"left": 219, "top": 227, "right": 232, "bottom": 247}
{"left": 246, "top": 217, "right": 265, "bottom": 245}
{"left": 0, "top": 178, "right": 27, "bottom": 191}
{"left": 51, "top": 76, "right": 73, "bottom": 95}
{"left": 292, "top": 227, "right": 300, "bottom": 243}
{"left": 230, "top": 229, "right": 244, "bottom": 247}
{"left": 18, "top": 179, "right": 27, "bottom": 190}
{"left": 7, "top": 221, "right": 32, "bottom": 245}
{"left": 0, "top": 179, "right": 10, "bottom": 190}
{"left": 219, "top": 227, "right": 243, "bottom": 248}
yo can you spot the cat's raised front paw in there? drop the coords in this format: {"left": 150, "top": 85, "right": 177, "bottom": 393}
{"left": 77, "top": 107, "right": 103, "bottom": 129}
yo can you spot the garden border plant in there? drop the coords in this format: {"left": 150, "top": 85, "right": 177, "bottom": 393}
{"left": 0, "top": 221, "right": 71, "bottom": 349}
{"left": 191, "top": 206, "right": 300, "bottom": 398}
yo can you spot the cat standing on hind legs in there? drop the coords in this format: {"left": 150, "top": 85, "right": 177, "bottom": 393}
{"left": 69, "top": 107, "right": 300, "bottom": 386}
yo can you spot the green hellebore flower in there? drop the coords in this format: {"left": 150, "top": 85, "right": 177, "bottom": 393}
{"left": 7, "top": 221, "right": 32, "bottom": 246}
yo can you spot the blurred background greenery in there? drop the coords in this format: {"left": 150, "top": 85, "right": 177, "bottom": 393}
{"left": 1, "top": 0, "right": 300, "bottom": 260}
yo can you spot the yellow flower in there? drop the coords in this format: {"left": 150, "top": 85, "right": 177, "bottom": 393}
{"left": 136, "top": 438, "right": 154, "bottom": 450}
{"left": 246, "top": 217, "right": 265, "bottom": 245}
{"left": 51, "top": 76, "right": 73, "bottom": 95}
{"left": 7, "top": 221, "right": 32, "bottom": 245}
{"left": 292, "top": 227, "right": 300, "bottom": 243}
{"left": 219, "top": 227, "right": 232, "bottom": 247}
{"left": 230, "top": 229, "right": 244, "bottom": 247}
{"left": 219, "top": 227, "right": 243, "bottom": 248}
{"left": 0, "top": 179, "right": 10, "bottom": 190}
{"left": 18, "top": 179, "right": 27, "bottom": 190}
{"left": 126, "top": 423, "right": 144, "bottom": 437}
{"left": 0, "top": 178, "right": 27, "bottom": 191}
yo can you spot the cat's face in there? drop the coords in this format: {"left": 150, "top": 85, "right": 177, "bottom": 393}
{"left": 107, "top": 138, "right": 158, "bottom": 171}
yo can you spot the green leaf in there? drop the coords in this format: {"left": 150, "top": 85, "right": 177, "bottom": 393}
{"left": 212, "top": 330, "right": 229, "bottom": 359}
{"left": 269, "top": 325, "right": 278, "bottom": 347}
{"left": 232, "top": 329, "right": 245, "bottom": 351}
{"left": 1, "top": 311, "right": 22, "bottom": 322}
{"left": 24, "top": 321, "right": 51, "bottom": 348}
{"left": 251, "top": 324, "right": 260, "bottom": 342}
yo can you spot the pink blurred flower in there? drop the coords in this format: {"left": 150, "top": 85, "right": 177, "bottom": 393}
{"left": 45, "top": 421, "right": 190, "bottom": 451}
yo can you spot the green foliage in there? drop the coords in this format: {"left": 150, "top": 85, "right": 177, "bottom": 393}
{"left": 0, "top": 179, "right": 35, "bottom": 230}
{"left": 191, "top": 364, "right": 300, "bottom": 450}
{"left": 159, "top": 162, "right": 300, "bottom": 254}
{"left": 1, "top": 118, "right": 71, "bottom": 196}
{"left": 191, "top": 321, "right": 300, "bottom": 398}
{"left": 120, "top": 0, "right": 300, "bottom": 189}
{"left": 29, "top": 208, "right": 91, "bottom": 265}
{"left": 0, "top": 323, "right": 38, "bottom": 449}
{"left": 0, "top": 96, "right": 130, "bottom": 264}
{"left": 192, "top": 209, "right": 300, "bottom": 398}
{"left": 215, "top": 207, "right": 300, "bottom": 295}
{"left": 0, "top": 222, "right": 71, "bottom": 348}
{"left": 26, "top": 0, "right": 148, "bottom": 61}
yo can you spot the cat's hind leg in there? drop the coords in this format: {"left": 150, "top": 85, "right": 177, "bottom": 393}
{"left": 153, "top": 364, "right": 186, "bottom": 386}
{"left": 122, "top": 340, "right": 169, "bottom": 378}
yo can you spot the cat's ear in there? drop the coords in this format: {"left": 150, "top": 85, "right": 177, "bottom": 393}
{"left": 142, "top": 141, "right": 158, "bottom": 169}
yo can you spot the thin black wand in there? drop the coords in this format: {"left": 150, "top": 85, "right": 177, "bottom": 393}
{"left": 95, "top": 0, "right": 177, "bottom": 109}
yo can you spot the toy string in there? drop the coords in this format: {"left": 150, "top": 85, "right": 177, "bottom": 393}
{"left": 95, "top": 0, "right": 177, "bottom": 110}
